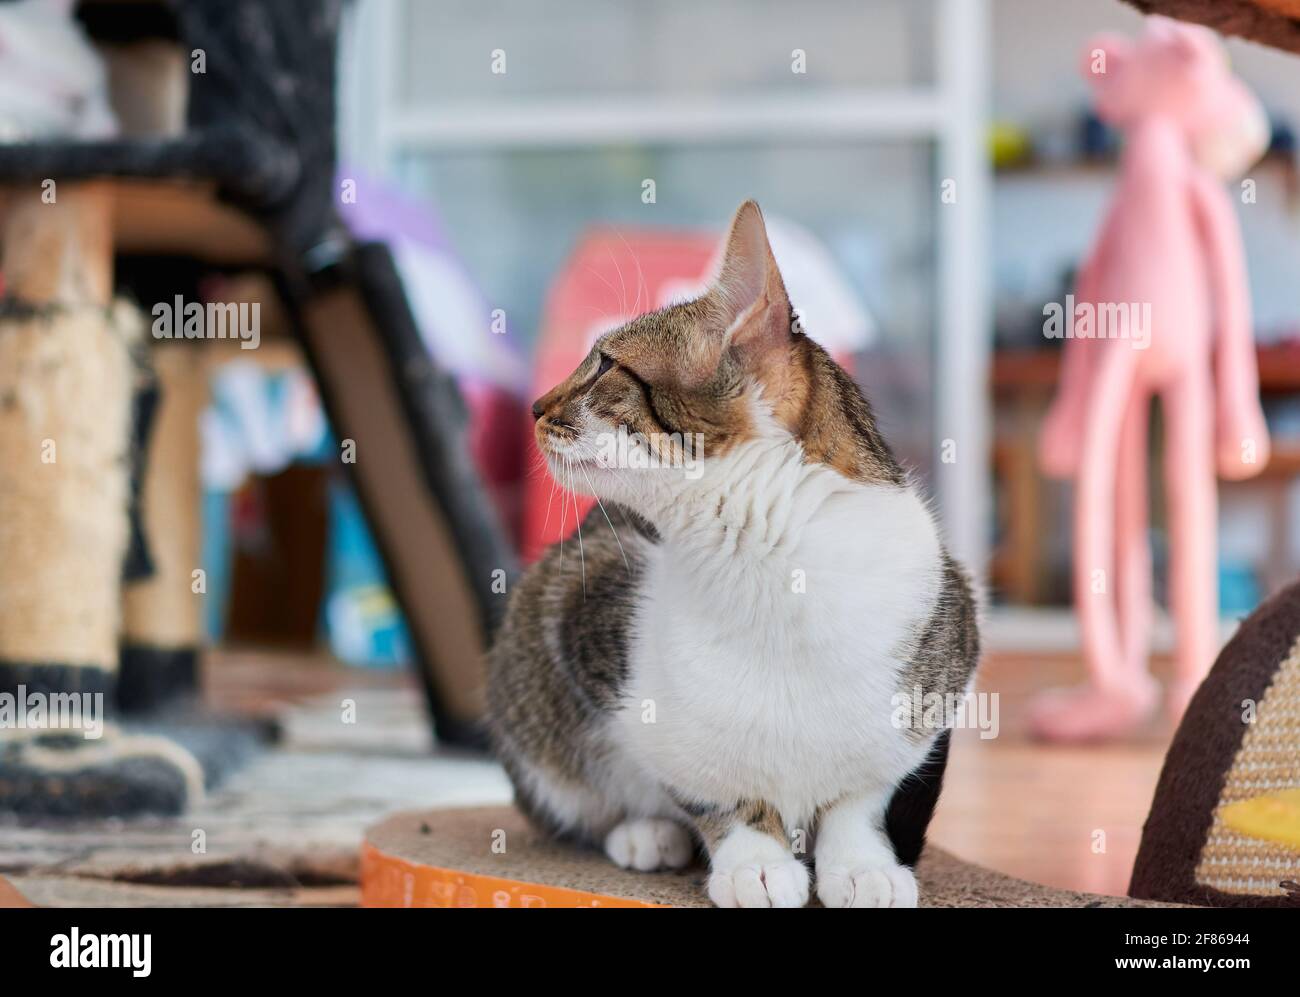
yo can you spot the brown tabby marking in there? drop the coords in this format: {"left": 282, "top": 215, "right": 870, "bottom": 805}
{"left": 486, "top": 505, "right": 655, "bottom": 784}
{"left": 534, "top": 305, "right": 903, "bottom": 486}
{"left": 896, "top": 554, "right": 981, "bottom": 741}
{"left": 674, "top": 796, "right": 790, "bottom": 852}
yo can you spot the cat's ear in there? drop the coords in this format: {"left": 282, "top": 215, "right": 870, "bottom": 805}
{"left": 709, "top": 201, "right": 792, "bottom": 360}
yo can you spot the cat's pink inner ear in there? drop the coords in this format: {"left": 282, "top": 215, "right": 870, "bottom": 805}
{"left": 710, "top": 200, "right": 791, "bottom": 355}
{"left": 714, "top": 201, "right": 769, "bottom": 318}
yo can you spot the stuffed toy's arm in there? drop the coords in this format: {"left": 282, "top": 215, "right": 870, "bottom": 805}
{"left": 1191, "top": 170, "right": 1270, "bottom": 480}
{"left": 1038, "top": 255, "right": 1101, "bottom": 480}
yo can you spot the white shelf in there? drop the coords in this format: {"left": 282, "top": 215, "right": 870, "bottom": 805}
{"left": 382, "top": 90, "right": 948, "bottom": 150}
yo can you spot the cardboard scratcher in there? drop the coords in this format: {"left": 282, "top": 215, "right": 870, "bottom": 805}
{"left": 361, "top": 806, "right": 1177, "bottom": 908}
{"left": 1130, "top": 576, "right": 1300, "bottom": 906}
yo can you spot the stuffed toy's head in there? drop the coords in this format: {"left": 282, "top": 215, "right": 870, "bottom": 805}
{"left": 1082, "top": 16, "right": 1268, "bottom": 178}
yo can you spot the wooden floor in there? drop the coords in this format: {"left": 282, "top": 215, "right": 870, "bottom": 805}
{"left": 931, "top": 651, "right": 1176, "bottom": 897}
{"left": 2, "top": 648, "right": 1178, "bottom": 905}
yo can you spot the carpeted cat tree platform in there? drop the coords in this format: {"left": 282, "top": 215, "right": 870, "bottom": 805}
{"left": 360, "top": 806, "right": 1176, "bottom": 908}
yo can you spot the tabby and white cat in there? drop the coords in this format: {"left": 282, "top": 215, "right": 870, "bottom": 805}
{"left": 487, "top": 201, "right": 979, "bottom": 907}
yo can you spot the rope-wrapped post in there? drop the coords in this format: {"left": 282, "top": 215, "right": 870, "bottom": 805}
{"left": 0, "top": 182, "right": 127, "bottom": 698}
{"left": 120, "top": 343, "right": 205, "bottom": 712}
{"left": 0, "top": 182, "right": 203, "bottom": 816}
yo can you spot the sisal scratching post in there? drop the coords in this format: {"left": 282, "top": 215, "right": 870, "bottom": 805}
{"left": 120, "top": 343, "right": 205, "bottom": 712}
{"left": 0, "top": 183, "right": 202, "bottom": 817}
{"left": 0, "top": 184, "right": 125, "bottom": 693}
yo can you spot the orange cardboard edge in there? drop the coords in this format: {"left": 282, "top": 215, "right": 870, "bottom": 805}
{"left": 0, "top": 874, "right": 34, "bottom": 908}
{"left": 359, "top": 842, "right": 668, "bottom": 908}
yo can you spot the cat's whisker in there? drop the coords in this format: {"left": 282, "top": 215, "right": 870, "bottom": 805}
{"left": 613, "top": 227, "right": 648, "bottom": 317}
{"left": 576, "top": 457, "right": 631, "bottom": 577}
{"left": 606, "top": 243, "right": 630, "bottom": 318}
{"left": 540, "top": 468, "right": 558, "bottom": 545}
{"left": 571, "top": 465, "right": 587, "bottom": 601}
{"left": 526, "top": 452, "right": 549, "bottom": 479}
{"left": 557, "top": 459, "right": 568, "bottom": 573}
{"left": 583, "top": 267, "right": 624, "bottom": 319}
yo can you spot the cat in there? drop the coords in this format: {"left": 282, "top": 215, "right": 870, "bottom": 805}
{"left": 487, "top": 200, "right": 979, "bottom": 908}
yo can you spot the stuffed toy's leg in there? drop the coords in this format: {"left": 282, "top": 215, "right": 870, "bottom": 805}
{"left": 1030, "top": 346, "right": 1159, "bottom": 740}
{"left": 1038, "top": 263, "right": 1101, "bottom": 480}
{"left": 1162, "top": 360, "right": 1219, "bottom": 722}
{"left": 1115, "top": 392, "right": 1154, "bottom": 685}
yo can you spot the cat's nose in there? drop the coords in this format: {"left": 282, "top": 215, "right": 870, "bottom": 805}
{"left": 531, "top": 399, "right": 545, "bottom": 421}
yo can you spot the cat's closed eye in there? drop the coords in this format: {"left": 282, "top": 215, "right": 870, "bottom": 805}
{"left": 595, "top": 353, "right": 616, "bottom": 378}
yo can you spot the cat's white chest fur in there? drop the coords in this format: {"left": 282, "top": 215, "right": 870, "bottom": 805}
{"left": 614, "top": 435, "right": 943, "bottom": 828}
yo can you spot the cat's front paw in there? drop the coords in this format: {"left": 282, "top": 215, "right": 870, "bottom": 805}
{"left": 604, "top": 818, "right": 694, "bottom": 872}
{"left": 707, "top": 834, "right": 810, "bottom": 909}
{"left": 816, "top": 862, "right": 918, "bottom": 908}
{"left": 708, "top": 859, "right": 809, "bottom": 908}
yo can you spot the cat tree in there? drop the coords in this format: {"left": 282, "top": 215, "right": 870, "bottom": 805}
{"left": 0, "top": 0, "right": 515, "bottom": 817}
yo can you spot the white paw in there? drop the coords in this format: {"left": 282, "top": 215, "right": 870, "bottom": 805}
{"left": 604, "top": 818, "right": 693, "bottom": 871}
{"left": 816, "top": 862, "right": 918, "bottom": 908}
{"left": 708, "top": 857, "right": 809, "bottom": 908}
{"left": 707, "top": 824, "right": 810, "bottom": 907}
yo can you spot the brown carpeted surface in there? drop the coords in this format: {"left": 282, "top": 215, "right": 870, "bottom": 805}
{"left": 363, "top": 806, "right": 1180, "bottom": 908}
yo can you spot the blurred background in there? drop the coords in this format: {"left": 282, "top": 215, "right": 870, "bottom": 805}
{"left": 334, "top": 0, "right": 1300, "bottom": 651}
{"left": 332, "top": 0, "right": 1300, "bottom": 894}
{"left": 4, "top": 0, "right": 1300, "bottom": 903}
{"left": 30, "top": 0, "right": 1294, "bottom": 666}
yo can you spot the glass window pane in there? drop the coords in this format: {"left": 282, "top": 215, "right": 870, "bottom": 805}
{"left": 399, "top": 0, "right": 937, "bottom": 103}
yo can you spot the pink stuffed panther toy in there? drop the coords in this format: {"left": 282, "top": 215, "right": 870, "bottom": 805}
{"left": 1031, "top": 17, "right": 1271, "bottom": 741}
